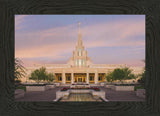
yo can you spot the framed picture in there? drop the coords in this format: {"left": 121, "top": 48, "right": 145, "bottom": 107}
{"left": 0, "top": 0, "right": 160, "bottom": 116}
{"left": 14, "top": 15, "right": 145, "bottom": 102}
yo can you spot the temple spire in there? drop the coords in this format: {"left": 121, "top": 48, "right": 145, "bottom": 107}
{"left": 79, "top": 21, "right": 81, "bottom": 34}
{"left": 78, "top": 21, "right": 82, "bottom": 46}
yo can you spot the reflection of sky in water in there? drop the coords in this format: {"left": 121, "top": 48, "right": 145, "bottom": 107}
{"left": 60, "top": 93, "right": 102, "bottom": 102}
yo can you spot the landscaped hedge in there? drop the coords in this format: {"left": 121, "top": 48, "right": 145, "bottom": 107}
{"left": 114, "top": 84, "right": 137, "bottom": 86}
{"left": 16, "top": 86, "right": 26, "bottom": 91}
{"left": 72, "top": 83, "right": 89, "bottom": 85}
{"left": 60, "top": 87, "right": 101, "bottom": 91}
{"left": 134, "top": 86, "right": 144, "bottom": 91}
{"left": 22, "top": 84, "right": 46, "bottom": 86}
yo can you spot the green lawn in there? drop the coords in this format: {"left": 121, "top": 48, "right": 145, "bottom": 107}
{"left": 16, "top": 86, "right": 26, "bottom": 91}
{"left": 134, "top": 86, "right": 144, "bottom": 91}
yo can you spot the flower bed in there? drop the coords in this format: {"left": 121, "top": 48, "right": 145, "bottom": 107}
{"left": 23, "top": 84, "right": 46, "bottom": 86}
{"left": 61, "top": 87, "right": 70, "bottom": 91}
{"left": 93, "top": 87, "right": 100, "bottom": 91}
{"left": 114, "top": 84, "right": 137, "bottom": 86}
{"left": 61, "top": 87, "right": 100, "bottom": 91}
{"left": 72, "top": 83, "right": 89, "bottom": 85}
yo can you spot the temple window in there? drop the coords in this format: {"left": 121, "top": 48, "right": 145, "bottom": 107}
{"left": 66, "top": 76, "right": 71, "bottom": 81}
{"left": 83, "top": 59, "right": 85, "bottom": 66}
{"left": 58, "top": 76, "right": 62, "bottom": 81}
{"left": 79, "top": 59, "right": 81, "bottom": 66}
{"left": 79, "top": 48, "right": 81, "bottom": 56}
{"left": 98, "top": 76, "right": 103, "bottom": 81}
{"left": 75, "top": 59, "right": 77, "bottom": 66}
{"left": 90, "top": 76, "right": 94, "bottom": 81}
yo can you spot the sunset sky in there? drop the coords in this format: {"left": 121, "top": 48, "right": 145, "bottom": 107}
{"left": 15, "top": 15, "right": 145, "bottom": 67}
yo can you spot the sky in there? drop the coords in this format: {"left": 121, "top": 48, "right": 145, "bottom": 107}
{"left": 15, "top": 15, "right": 145, "bottom": 67}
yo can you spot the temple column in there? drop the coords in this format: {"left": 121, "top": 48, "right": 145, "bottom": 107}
{"left": 86, "top": 72, "right": 89, "bottom": 84}
{"left": 95, "top": 71, "right": 98, "bottom": 84}
{"left": 62, "top": 71, "right": 66, "bottom": 84}
{"left": 71, "top": 72, "right": 74, "bottom": 84}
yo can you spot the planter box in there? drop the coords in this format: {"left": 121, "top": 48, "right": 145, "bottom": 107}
{"left": 113, "top": 86, "right": 134, "bottom": 91}
{"left": 136, "top": 89, "right": 145, "bottom": 98}
{"left": 54, "top": 83, "right": 60, "bottom": 87}
{"left": 85, "top": 85, "right": 90, "bottom": 88}
{"left": 61, "top": 84, "right": 71, "bottom": 86}
{"left": 105, "top": 85, "right": 115, "bottom": 89}
{"left": 92, "top": 91, "right": 106, "bottom": 100}
{"left": 70, "top": 89, "right": 92, "bottom": 94}
{"left": 26, "top": 86, "right": 46, "bottom": 91}
{"left": 56, "top": 90, "right": 70, "bottom": 100}
{"left": 15, "top": 89, "right": 25, "bottom": 99}
{"left": 100, "top": 83, "right": 106, "bottom": 87}
{"left": 90, "top": 84, "right": 100, "bottom": 86}
{"left": 45, "top": 85, "right": 55, "bottom": 90}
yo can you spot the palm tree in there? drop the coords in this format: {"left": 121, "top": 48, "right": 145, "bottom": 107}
{"left": 137, "top": 59, "right": 145, "bottom": 84}
{"left": 138, "top": 70, "right": 145, "bottom": 84}
{"left": 15, "top": 58, "right": 26, "bottom": 81}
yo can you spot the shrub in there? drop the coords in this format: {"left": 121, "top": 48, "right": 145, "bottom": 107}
{"left": 106, "top": 67, "right": 137, "bottom": 82}
{"left": 93, "top": 87, "right": 100, "bottom": 91}
{"left": 15, "top": 79, "right": 21, "bottom": 84}
{"left": 29, "top": 67, "right": 54, "bottom": 83}
{"left": 61, "top": 87, "right": 69, "bottom": 91}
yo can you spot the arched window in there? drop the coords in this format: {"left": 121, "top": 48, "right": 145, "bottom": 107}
{"left": 79, "top": 59, "right": 81, "bottom": 66}
{"left": 79, "top": 48, "right": 81, "bottom": 56}
{"left": 83, "top": 59, "right": 85, "bottom": 66}
{"left": 75, "top": 59, "right": 77, "bottom": 66}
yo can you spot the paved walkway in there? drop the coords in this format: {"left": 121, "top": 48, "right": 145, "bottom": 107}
{"left": 100, "top": 87, "right": 145, "bottom": 101}
{"left": 15, "top": 87, "right": 145, "bottom": 101}
{"left": 15, "top": 87, "right": 63, "bottom": 101}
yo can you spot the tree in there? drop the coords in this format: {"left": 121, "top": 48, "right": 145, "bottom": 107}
{"left": 29, "top": 67, "right": 54, "bottom": 83}
{"left": 105, "top": 67, "right": 137, "bottom": 82}
{"left": 137, "top": 59, "right": 145, "bottom": 84}
{"left": 15, "top": 58, "right": 26, "bottom": 80}
{"left": 138, "top": 70, "right": 145, "bottom": 84}
{"left": 122, "top": 67, "right": 136, "bottom": 80}
{"left": 112, "top": 68, "right": 125, "bottom": 82}
{"left": 46, "top": 73, "right": 54, "bottom": 83}
{"left": 105, "top": 72, "right": 114, "bottom": 83}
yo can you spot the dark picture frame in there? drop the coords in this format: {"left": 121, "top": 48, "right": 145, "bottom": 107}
{"left": 0, "top": 0, "right": 160, "bottom": 116}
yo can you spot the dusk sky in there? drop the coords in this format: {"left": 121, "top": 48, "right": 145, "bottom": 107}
{"left": 15, "top": 15, "right": 145, "bottom": 67}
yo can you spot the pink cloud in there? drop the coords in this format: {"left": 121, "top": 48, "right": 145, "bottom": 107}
{"left": 15, "top": 42, "right": 75, "bottom": 58}
{"left": 15, "top": 17, "right": 145, "bottom": 66}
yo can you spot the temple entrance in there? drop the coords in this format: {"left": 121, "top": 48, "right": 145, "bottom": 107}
{"left": 74, "top": 73, "right": 86, "bottom": 83}
{"left": 78, "top": 77, "right": 83, "bottom": 82}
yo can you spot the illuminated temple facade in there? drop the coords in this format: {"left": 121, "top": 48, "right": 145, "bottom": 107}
{"left": 24, "top": 22, "right": 143, "bottom": 84}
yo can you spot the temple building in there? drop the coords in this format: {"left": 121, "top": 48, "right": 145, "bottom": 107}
{"left": 24, "top": 22, "right": 144, "bottom": 84}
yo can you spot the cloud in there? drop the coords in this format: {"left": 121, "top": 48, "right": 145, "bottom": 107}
{"left": 15, "top": 15, "right": 27, "bottom": 30}
{"left": 82, "top": 20, "right": 145, "bottom": 48}
{"left": 15, "top": 16, "right": 145, "bottom": 66}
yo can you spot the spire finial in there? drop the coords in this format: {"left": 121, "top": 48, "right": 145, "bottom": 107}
{"left": 79, "top": 21, "right": 81, "bottom": 34}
